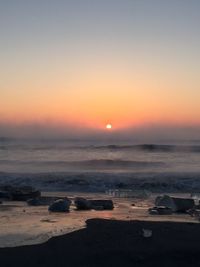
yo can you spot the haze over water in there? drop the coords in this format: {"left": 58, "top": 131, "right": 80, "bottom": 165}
{"left": 1, "top": 138, "right": 200, "bottom": 175}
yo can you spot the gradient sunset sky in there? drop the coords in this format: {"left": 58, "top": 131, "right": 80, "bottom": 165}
{"left": 1, "top": 0, "right": 200, "bottom": 135}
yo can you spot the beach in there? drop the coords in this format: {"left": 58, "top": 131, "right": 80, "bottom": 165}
{"left": 0, "top": 192, "right": 197, "bottom": 247}
{"left": 1, "top": 140, "right": 200, "bottom": 265}
{"left": 0, "top": 191, "right": 200, "bottom": 266}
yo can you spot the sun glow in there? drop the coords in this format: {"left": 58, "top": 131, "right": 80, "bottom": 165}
{"left": 106, "top": 124, "right": 112, "bottom": 129}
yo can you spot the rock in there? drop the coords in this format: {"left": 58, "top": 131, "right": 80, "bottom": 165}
{"left": 11, "top": 189, "right": 41, "bottom": 201}
{"left": 0, "top": 185, "right": 41, "bottom": 201}
{"left": 74, "top": 197, "right": 92, "bottom": 210}
{"left": 48, "top": 198, "right": 71, "bottom": 212}
{"left": 74, "top": 198, "right": 114, "bottom": 211}
{"left": 149, "top": 206, "right": 173, "bottom": 215}
{"left": 155, "top": 195, "right": 194, "bottom": 212}
{"left": 27, "top": 197, "right": 59, "bottom": 206}
{"left": 90, "top": 200, "right": 114, "bottom": 210}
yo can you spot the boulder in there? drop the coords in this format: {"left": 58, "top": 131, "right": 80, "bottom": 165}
{"left": 90, "top": 200, "right": 114, "bottom": 210}
{"left": 48, "top": 198, "right": 71, "bottom": 212}
{"left": 11, "top": 188, "right": 41, "bottom": 201}
{"left": 74, "top": 197, "right": 92, "bottom": 210}
{"left": 155, "top": 195, "right": 194, "bottom": 212}
{"left": 0, "top": 185, "right": 41, "bottom": 201}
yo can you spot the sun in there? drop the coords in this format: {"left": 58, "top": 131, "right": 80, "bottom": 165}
{"left": 106, "top": 124, "right": 112, "bottom": 129}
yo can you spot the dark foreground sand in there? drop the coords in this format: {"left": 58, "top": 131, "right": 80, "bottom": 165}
{"left": 0, "top": 219, "right": 200, "bottom": 267}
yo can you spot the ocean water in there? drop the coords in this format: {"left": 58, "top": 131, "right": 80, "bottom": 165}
{"left": 1, "top": 138, "right": 200, "bottom": 191}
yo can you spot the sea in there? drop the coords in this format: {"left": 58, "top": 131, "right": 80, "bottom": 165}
{"left": 1, "top": 138, "right": 200, "bottom": 192}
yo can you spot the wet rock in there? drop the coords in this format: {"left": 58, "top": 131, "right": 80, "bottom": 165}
{"left": 11, "top": 188, "right": 41, "bottom": 201}
{"left": 0, "top": 186, "right": 41, "bottom": 201}
{"left": 155, "top": 195, "right": 194, "bottom": 212}
{"left": 48, "top": 198, "right": 71, "bottom": 212}
{"left": 90, "top": 200, "right": 114, "bottom": 210}
{"left": 74, "top": 197, "right": 92, "bottom": 210}
{"left": 74, "top": 198, "right": 114, "bottom": 211}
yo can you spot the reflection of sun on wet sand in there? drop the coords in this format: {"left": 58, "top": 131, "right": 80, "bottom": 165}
{"left": 0, "top": 191, "right": 198, "bottom": 248}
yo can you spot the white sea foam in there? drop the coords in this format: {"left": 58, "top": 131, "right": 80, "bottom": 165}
{"left": 1, "top": 171, "right": 200, "bottom": 193}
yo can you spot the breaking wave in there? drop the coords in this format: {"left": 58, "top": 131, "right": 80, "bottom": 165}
{"left": 0, "top": 159, "right": 166, "bottom": 170}
{"left": 2, "top": 140, "right": 200, "bottom": 153}
{"left": 88, "top": 144, "right": 200, "bottom": 152}
{"left": 1, "top": 171, "right": 200, "bottom": 193}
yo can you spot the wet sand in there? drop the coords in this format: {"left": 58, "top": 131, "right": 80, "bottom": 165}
{"left": 0, "top": 218, "right": 200, "bottom": 267}
{"left": 0, "top": 192, "right": 197, "bottom": 247}
{"left": 0, "top": 192, "right": 200, "bottom": 266}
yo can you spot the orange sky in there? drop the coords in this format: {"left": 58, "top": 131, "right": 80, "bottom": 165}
{"left": 1, "top": 1, "right": 200, "bottom": 132}
{"left": 1, "top": 61, "right": 200, "bottom": 130}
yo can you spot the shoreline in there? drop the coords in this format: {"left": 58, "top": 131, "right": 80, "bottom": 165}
{"left": 0, "top": 191, "right": 198, "bottom": 248}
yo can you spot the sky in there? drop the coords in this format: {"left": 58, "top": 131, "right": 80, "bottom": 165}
{"left": 0, "top": 0, "right": 200, "bottom": 138}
